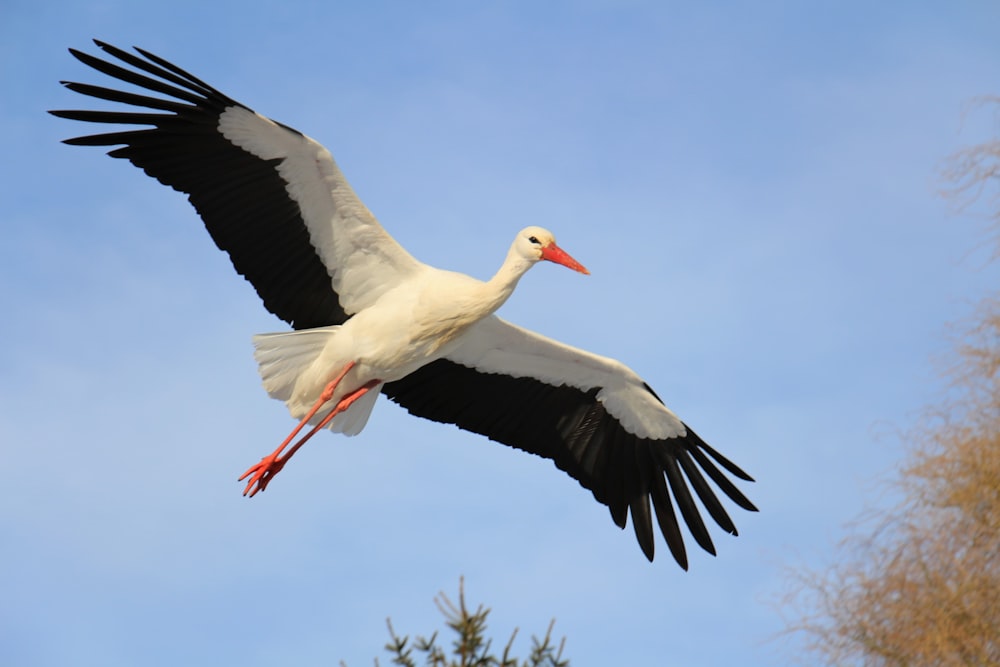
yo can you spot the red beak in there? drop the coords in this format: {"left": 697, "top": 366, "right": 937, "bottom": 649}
{"left": 540, "top": 242, "right": 590, "bottom": 275}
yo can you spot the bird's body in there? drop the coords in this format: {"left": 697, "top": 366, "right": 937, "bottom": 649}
{"left": 52, "top": 41, "right": 757, "bottom": 567}
{"left": 254, "top": 231, "right": 584, "bottom": 435}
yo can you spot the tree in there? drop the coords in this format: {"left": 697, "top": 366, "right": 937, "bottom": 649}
{"left": 783, "top": 102, "right": 1000, "bottom": 665}
{"left": 344, "top": 578, "right": 569, "bottom": 667}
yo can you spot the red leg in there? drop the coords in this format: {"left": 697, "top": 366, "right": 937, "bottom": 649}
{"left": 240, "top": 363, "right": 380, "bottom": 497}
{"left": 243, "top": 379, "right": 380, "bottom": 496}
{"left": 240, "top": 361, "right": 357, "bottom": 497}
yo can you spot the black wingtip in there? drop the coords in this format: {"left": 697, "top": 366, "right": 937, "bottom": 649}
{"left": 631, "top": 501, "right": 655, "bottom": 562}
{"left": 608, "top": 503, "right": 628, "bottom": 529}
{"left": 649, "top": 470, "right": 688, "bottom": 569}
{"left": 684, "top": 425, "right": 756, "bottom": 482}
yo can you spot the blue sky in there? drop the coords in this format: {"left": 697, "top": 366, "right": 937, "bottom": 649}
{"left": 3, "top": 2, "right": 999, "bottom": 665}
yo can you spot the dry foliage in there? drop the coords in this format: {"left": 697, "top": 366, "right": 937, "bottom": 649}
{"left": 784, "top": 105, "right": 1000, "bottom": 666}
{"left": 941, "top": 96, "right": 1000, "bottom": 255}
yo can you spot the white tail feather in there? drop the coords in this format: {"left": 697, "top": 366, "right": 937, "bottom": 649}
{"left": 253, "top": 327, "right": 339, "bottom": 402}
{"left": 251, "top": 327, "right": 380, "bottom": 436}
{"left": 330, "top": 383, "right": 381, "bottom": 436}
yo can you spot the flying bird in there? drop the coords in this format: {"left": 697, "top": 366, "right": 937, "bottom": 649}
{"left": 51, "top": 40, "right": 757, "bottom": 568}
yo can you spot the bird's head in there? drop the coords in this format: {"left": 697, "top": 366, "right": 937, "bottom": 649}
{"left": 515, "top": 226, "right": 590, "bottom": 275}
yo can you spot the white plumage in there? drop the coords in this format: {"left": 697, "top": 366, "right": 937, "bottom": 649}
{"left": 52, "top": 40, "right": 757, "bottom": 568}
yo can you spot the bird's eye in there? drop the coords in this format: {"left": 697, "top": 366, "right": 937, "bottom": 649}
{"left": 528, "top": 236, "right": 540, "bottom": 244}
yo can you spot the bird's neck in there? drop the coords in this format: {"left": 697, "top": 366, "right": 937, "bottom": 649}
{"left": 479, "top": 246, "right": 534, "bottom": 316}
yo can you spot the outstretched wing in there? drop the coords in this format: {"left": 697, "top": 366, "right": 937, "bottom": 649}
{"left": 382, "top": 316, "right": 757, "bottom": 568}
{"left": 51, "top": 40, "right": 421, "bottom": 329}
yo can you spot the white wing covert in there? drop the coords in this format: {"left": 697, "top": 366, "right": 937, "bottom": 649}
{"left": 448, "top": 316, "right": 687, "bottom": 440}
{"left": 216, "top": 106, "right": 421, "bottom": 314}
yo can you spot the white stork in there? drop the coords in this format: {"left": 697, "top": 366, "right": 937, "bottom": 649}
{"left": 52, "top": 40, "right": 756, "bottom": 568}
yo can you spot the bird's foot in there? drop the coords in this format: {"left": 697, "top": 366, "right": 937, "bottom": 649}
{"left": 239, "top": 453, "right": 288, "bottom": 497}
